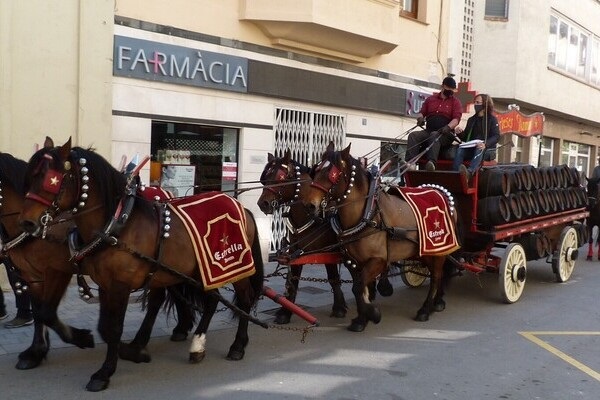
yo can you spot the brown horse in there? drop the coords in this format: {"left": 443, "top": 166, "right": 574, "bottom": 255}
{"left": 257, "top": 150, "right": 347, "bottom": 323}
{"left": 302, "top": 143, "right": 458, "bottom": 332}
{"left": 0, "top": 152, "right": 95, "bottom": 367}
{"left": 0, "top": 150, "right": 193, "bottom": 370}
{"left": 585, "top": 177, "right": 600, "bottom": 260}
{"left": 18, "top": 138, "right": 264, "bottom": 392}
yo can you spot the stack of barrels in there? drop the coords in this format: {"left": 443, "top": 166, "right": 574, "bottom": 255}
{"left": 477, "top": 164, "right": 586, "bottom": 228}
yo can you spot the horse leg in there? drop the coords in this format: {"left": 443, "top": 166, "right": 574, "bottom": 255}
{"left": 86, "top": 284, "right": 130, "bottom": 392}
{"left": 17, "top": 271, "right": 94, "bottom": 371}
{"left": 415, "top": 256, "right": 444, "bottom": 322}
{"left": 189, "top": 291, "right": 218, "bottom": 363}
{"left": 347, "top": 259, "right": 384, "bottom": 332}
{"left": 226, "top": 280, "right": 258, "bottom": 361}
{"left": 325, "top": 263, "right": 347, "bottom": 318}
{"left": 376, "top": 269, "right": 394, "bottom": 297}
{"left": 171, "top": 285, "right": 194, "bottom": 342}
{"left": 15, "top": 297, "right": 50, "bottom": 370}
{"left": 587, "top": 226, "right": 593, "bottom": 261}
{"left": 118, "top": 288, "right": 166, "bottom": 363}
{"left": 274, "top": 265, "right": 301, "bottom": 325}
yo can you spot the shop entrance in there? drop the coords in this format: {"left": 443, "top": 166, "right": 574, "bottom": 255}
{"left": 150, "top": 121, "right": 239, "bottom": 196}
{"left": 270, "top": 108, "right": 345, "bottom": 254}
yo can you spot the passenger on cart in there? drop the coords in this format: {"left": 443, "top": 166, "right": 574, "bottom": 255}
{"left": 452, "top": 93, "right": 500, "bottom": 183}
{"left": 405, "top": 75, "right": 463, "bottom": 171}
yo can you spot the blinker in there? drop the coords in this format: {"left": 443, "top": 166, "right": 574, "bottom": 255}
{"left": 43, "top": 169, "right": 63, "bottom": 194}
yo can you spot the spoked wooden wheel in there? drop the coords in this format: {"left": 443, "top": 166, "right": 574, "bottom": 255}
{"left": 400, "top": 262, "right": 429, "bottom": 288}
{"left": 499, "top": 243, "right": 527, "bottom": 304}
{"left": 553, "top": 226, "right": 578, "bottom": 283}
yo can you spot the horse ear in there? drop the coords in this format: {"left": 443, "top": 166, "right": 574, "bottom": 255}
{"left": 43, "top": 136, "right": 54, "bottom": 148}
{"left": 283, "top": 149, "right": 291, "bottom": 162}
{"left": 267, "top": 153, "right": 274, "bottom": 162}
{"left": 341, "top": 143, "right": 352, "bottom": 159}
{"left": 326, "top": 141, "right": 335, "bottom": 152}
{"left": 58, "top": 137, "right": 72, "bottom": 160}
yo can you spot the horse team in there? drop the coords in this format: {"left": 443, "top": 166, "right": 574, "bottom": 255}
{"left": 1, "top": 137, "right": 588, "bottom": 391}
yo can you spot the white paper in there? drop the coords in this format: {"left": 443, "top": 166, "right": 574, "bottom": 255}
{"left": 459, "top": 139, "right": 484, "bottom": 148}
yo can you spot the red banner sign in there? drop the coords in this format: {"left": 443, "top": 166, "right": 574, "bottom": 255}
{"left": 495, "top": 109, "right": 544, "bottom": 137}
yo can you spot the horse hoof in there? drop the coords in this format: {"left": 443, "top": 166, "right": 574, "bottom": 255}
{"left": 73, "top": 329, "right": 95, "bottom": 349}
{"left": 415, "top": 312, "right": 430, "bottom": 322}
{"left": 347, "top": 320, "right": 366, "bottom": 332}
{"left": 170, "top": 331, "right": 188, "bottom": 342}
{"left": 377, "top": 279, "right": 394, "bottom": 297}
{"left": 273, "top": 310, "right": 292, "bottom": 325}
{"left": 434, "top": 300, "right": 446, "bottom": 312}
{"left": 372, "top": 309, "right": 382, "bottom": 324}
{"left": 86, "top": 378, "right": 109, "bottom": 392}
{"left": 15, "top": 357, "right": 43, "bottom": 370}
{"left": 226, "top": 349, "right": 245, "bottom": 361}
{"left": 119, "top": 346, "right": 151, "bottom": 363}
{"left": 330, "top": 308, "right": 347, "bottom": 318}
{"left": 189, "top": 351, "right": 205, "bottom": 364}
{"left": 587, "top": 256, "right": 592, "bottom": 261}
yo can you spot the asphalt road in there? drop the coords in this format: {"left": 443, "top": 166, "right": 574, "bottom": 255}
{"left": 1, "top": 255, "right": 599, "bottom": 400}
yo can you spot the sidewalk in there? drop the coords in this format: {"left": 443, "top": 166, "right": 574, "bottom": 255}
{"left": 0, "top": 262, "right": 350, "bottom": 356}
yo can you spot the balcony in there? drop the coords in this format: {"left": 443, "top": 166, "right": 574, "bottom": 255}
{"left": 239, "top": 0, "right": 400, "bottom": 63}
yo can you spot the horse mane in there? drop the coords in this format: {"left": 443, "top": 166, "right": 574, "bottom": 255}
{"left": 68, "top": 147, "right": 127, "bottom": 215}
{"left": 0, "top": 152, "right": 28, "bottom": 196}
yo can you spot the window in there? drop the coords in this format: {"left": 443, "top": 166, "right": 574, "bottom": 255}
{"left": 485, "top": 0, "right": 508, "bottom": 19}
{"left": 151, "top": 122, "right": 239, "bottom": 195}
{"left": 400, "top": 0, "right": 418, "bottom": 19}
{"left": 561, "top": 141, "right": 590, "bottom": 174}
{"left": 548, "top": 13, "right": 600, "bottom": 88}
{"left": 539, "top": 137, "right": 555, "bottom": 167}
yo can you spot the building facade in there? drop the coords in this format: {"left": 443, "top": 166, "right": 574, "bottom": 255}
{"left": 2, "top": 0, "right": 457, "bottom": 257}
{"left": 449, "top": 0, "right": 600, "bottom": 173}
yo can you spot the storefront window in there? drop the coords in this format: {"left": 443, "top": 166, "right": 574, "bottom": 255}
{"left": 539, "top": 137, "right": 554, "bottom": 167}
{"left": 150, "top": 121, "right": 239, "bottom": 196}
{"left": 561, "top": 140, "right": 590, "bottom": 174}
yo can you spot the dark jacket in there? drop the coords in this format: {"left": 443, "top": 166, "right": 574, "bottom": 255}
{"left": 460, "top": 113, "right": 500, "bottom": 149}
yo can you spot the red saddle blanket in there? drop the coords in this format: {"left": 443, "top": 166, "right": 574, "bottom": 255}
{"left": 398, "top": 187, "right": 460, "bottom": 256}
{"left": 167, "top": 192, "right": 255, "bottom": 290}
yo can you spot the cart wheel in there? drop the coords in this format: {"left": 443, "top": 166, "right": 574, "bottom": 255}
{"left": 499, "top": 243, "right": 527, "bottom": 304}
{"left": 400, "top": 263, "right": 429, "bottom": 288}
{"left": 553, "top": 226, "right": 578, "bottom": 283}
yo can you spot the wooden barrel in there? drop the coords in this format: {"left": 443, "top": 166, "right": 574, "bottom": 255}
{"left": 536, "top": 190, "right": 550, "bottom": 214}
{"left": 562, "top": 188, "right": 575, "bottom": 209}
{"left": 477, "top": 196, "right": 511, "bottom": 226}
{"left": 530, "top": 167, "right": 542, "bottom": 190}
{"left": 527, "top": 191, "right": 540, "bottom": 216}
{"left": 538, "top": 167, "right": 550, "bottom": 189}
{"left": 478, "top": 169, "right": 511, "bottom": 197}
{"left": 559, "top": 165, "right": 573, "bottom": 187}
{"left": 569, "top": 167, "right": 581, "bottom": 187}
{"left": 508, "top": 193, "right": 522, "bottom": 221}
{"left": 517, "top": 192, "right": 532, "bottom": 217}
{"left": 552, "top": 166, "right": 565, "bottom": 188}
{"left": 521, "top": 166, "right": 534, "bottom": 191}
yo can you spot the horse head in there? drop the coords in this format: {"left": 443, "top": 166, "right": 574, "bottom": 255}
{"left": 303, "top": 143, "right": 365, "bottom": 218}
{"left": 257, "top": 149, "right": 310, "bottom": 214}
{"left": 19, "top": 137, "right": 126, "bottom": 237}
{"left": 586, "top": 176, "right": 600, "bottom": 200}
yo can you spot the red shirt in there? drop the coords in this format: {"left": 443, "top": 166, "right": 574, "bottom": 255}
{"left": 419, "top": 92, "right": 462, "bottom": 122}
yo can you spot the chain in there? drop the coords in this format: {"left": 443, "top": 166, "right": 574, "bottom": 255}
{"left": 267, "top": 323, "right": 316, "bottom": 343}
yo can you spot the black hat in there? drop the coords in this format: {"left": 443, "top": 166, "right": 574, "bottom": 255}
{"left": 442, "top": 76, "right": 457, "bottom": 90}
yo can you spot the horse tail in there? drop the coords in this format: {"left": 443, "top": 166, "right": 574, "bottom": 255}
{"left": 246, "top": 208, "right": 265, "bottom": 304}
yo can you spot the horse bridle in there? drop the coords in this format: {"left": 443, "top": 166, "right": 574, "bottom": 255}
{"left": 310, "top": 158, "right": 357, "bottom": 214}
{"left": 24, "top": 153, "right": 88, "bottom": 237}
{"left": 261, "top": 160, "right": 302, "bottom": 210}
